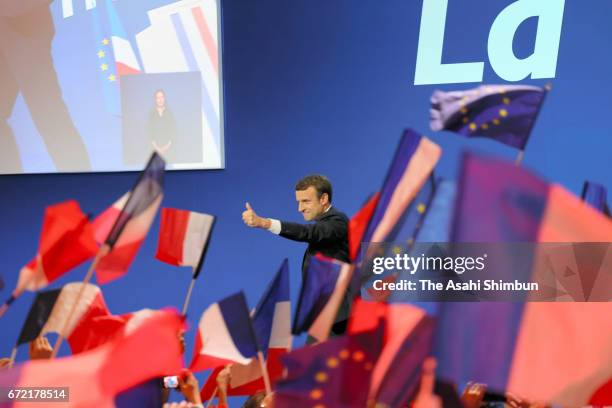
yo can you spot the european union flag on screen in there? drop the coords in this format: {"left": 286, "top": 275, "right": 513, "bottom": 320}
{"left": 430, "top": 84, "right": 548, "bottom": 150}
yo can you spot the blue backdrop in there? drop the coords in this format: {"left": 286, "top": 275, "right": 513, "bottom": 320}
{"left": 0, "top": 0, "right": 611, "bottom": 401}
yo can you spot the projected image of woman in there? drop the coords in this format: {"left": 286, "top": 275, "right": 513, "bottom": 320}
{"left": 148, "top": 89, "right": 177, "bottom": 161}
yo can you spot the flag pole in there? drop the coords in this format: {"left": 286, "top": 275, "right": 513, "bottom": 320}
{"left": 515, "top": 150, "right": 525, "bottom": 166}
{"left": 181, "top": 276, "right": 197, "bottom": 316}
{"left": 205, "top": 387, "right": 218, "bottom": 408}
{"left": 7, "top": 346, "right": 17, "bottom": 369}
{"left": 257, "top": 350, "right": 272, "bottom": 395}
{"left": 516, "top": 83, "right": 551, "bottom": 166}
{"left": 181, "top": 217, "right": 216, "bottom": 317}
{"left": 0, "top": 256, "right": 43, "bottom": 319}
{"left": 51, "top": 244, "right": 109, "bottom": 358}
{"left": 0, "top": 292, "right": 19, "bottom": 319}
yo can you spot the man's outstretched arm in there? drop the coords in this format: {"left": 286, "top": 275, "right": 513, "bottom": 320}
{"left": 242, "top": 202, "right": 346, "bottom": 244}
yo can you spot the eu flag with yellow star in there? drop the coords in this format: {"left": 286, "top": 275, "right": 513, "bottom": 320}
{"left": 430, "top": 84, "right": 547, "bottom": 150}
{"left": 274, "top": 323, "right": 384, "bottom": 408}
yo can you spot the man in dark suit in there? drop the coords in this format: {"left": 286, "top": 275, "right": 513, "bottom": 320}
{"left": 0, "top": 0, "right": 91, "bottom": 173}
{"left": 242, "top": 174, "right": 350, "bottom": 335}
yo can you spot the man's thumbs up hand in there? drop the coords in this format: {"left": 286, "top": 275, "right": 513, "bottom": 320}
{"left": 242, "top": 202, "right": 261, "bottom": 228}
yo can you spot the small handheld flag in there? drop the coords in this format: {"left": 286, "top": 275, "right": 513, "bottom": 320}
{"left": 155, "top": 207, "right": 216, "bottom": 315}
{"left": 0, "top": 200, "right": 97, "bottom": 319}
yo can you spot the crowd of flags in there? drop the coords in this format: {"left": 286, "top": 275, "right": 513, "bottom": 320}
{"left": 0, "top": 82, "right": 611, "bottom": 407}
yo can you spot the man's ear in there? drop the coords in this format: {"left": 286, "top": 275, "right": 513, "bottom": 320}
{"left": 320, "top": 192, "right": 330, "bottom": 206}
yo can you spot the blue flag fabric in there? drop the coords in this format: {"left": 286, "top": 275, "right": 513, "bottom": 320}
{"left": 375, "top": 315, "right": 436, "bottom": 407}
{"left": 292, "top": 256, "right": 343, "bottom": 335}
{"left": 105, "top": 152, "right": 165, "bottom": 247}
{"left": 452, "top": 153, "right": 548, "bottom": 243}
{"left": 218, "top": 292, "right": 260, "bottom": 357}
{"left": 430, "top": 84, "right": 546, "bottom": 150}
{"left": 251, "top": 258, "right": 290, "bottom": 354}
{"left": 581, "top": 181, "right": 609, "bottom": 215}
{"left": 275, "top": 323, "right": 384, "bottom": 408}
{"left": 360, "top": 175, "right": 436, "bottom": 301}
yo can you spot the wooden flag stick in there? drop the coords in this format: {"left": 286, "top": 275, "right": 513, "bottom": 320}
{"left": 7, "top": 346, "right": 17, "bottom": 369}
{"left": 0, "top": 299, "right": 12, "bottom": 319}
{"left": 257, "top": 350, "right": 272, "bottom": 395}
{"left": 0, "top": 258, "right": 40, "bottom": 319}
{"left": 515, "top": 150, "right": 525, "bottom": 166}
{"left": 51, "top": 244, "right": 109, "bottom": 358}
{"left": 181, "top": 276, "right": 197, "bottom": 316}
{"left": 204, "top": 387, "right": 218, "bottom": 408}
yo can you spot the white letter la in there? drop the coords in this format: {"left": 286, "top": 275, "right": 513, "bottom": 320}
{"left": 488, "top": 0, "right": 565, "bottom": 81}
{"left": 414, "top": 0, "right": 565, "bottom": 85}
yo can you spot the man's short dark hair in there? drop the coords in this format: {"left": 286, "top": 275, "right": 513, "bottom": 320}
{"left": 295, "top": 174, "right": 332, "bottom": 202}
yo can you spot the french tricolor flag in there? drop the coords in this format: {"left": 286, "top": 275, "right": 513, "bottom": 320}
{"left": 293, "top": 256, "right": 353, "bottom": 342}
{"left": 156, "top": 208, "right": 215, "bottom": 274}
{"left": 190, "top": 292, "right": 259, "bottom": 372}
{"left": 2, "top": 310, "right": 185, "bottom": 407}
{"left": 14, "top": 200, "right": 98, "bottom": 295}
{"left": 201, "top": 259, "right": 292, "bottom": 398}
{"left": 92, "top": 153, "right": 165, "bottom": 284}
{"left": 16, "top": 283, "right": 111, "bottom": 354}
{"left": 357, "top": 129, "right": 441, "bottom": 253}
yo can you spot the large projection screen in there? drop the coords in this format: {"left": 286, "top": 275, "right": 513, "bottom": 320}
{"left": 0, "top": 0, "right": 224, "bottom": 174}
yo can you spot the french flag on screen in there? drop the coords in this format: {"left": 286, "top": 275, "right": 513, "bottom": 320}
{"left": 190, "top": 292, "right": 259, "bottom": 372}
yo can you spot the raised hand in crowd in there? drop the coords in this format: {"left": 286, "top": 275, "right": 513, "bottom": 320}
{"left": 413, "top": 357, "right": 442, "bottom": 408}
{"left": 0, "top": 358, "right": 11, "bottom": 370}
{"left": 216, "top": 366, "right": 231, "bottom": 407}
{"left": 178, "top": 369, "right": 202, "bottom": 406}
{"left": 29, "top": 336, "right": 53, "bottom": 360}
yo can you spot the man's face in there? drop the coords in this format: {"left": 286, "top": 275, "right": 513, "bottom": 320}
{"left": 155, "top": 91, "right": 165, "bottom": 108}
{"left": 296, "top": 186, "right": 328, "bottom": 221}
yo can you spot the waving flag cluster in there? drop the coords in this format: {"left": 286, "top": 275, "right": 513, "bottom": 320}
{"left": 201, "top": 259, "right": 292, "bottom": 398}
{"left": 1, "top": 310, "right": 184, "bottom": 407}
{"left": 436, "top": 153, "right": 612, "bottom": 406}
{"left": 275, "top": 322, "right": 384, "bottom": 408}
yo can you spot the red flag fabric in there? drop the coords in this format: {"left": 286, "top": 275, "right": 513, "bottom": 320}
{"left": 92, "top": 193, "right": 162, "bottom": 284}
{"left": 348, "top": 193, "right": 380, "bottom": 262}
{"left": 1, "top": 309, "right": 184, "bottom": 408}
{"left": 349, "top": 299, "right": 435, "bottom": 406}
{"left": 156, "top": 208, "right": 215, "bottom": 272}
{"left": 15, "top": 200, "right": 97, "bottom": 294}
{"left": 92, "top": 153, "right": 165, "bottom": 284}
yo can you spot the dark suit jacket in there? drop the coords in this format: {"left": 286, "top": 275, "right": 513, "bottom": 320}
{"left": 279, "top": 206, "right": 351, "bottom": 334}
{"left": 279, "top": 206, "right": 350, "bottom": 274}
